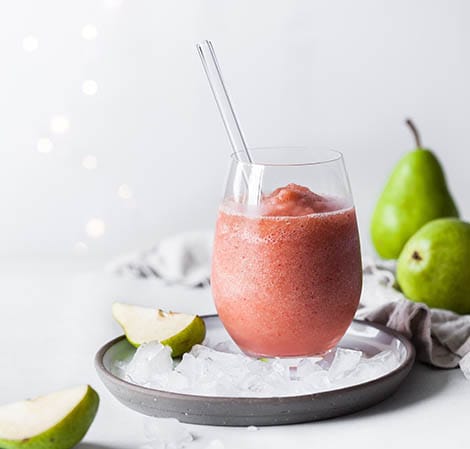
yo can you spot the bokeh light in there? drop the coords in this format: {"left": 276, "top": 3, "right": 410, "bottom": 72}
{"left": 50, "top": 116, "right": 70, "bottom": 134}
{"left": 22, "top": 35, "right": 38, "bottom": 52}
{"left": 117, "top": 184, "right": 132, "bottom": 199}
{"left": 81, "top": 24, "right": 98, "bottom": 41}
{"left": 86, "top": 218, "right": 105, "bottom": 238}
{"left": 82, "top": 80, "right": 98, "bottom": 96}
{"left": 82, "top": 155, "right": 97, "bottom": 170}
{"left": 37, "top": 138, "right": 53, "bottom": 153}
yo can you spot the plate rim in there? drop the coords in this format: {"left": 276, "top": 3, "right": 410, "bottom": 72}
{"left": 95, "top": 316, "right": 415, "bottom": 403}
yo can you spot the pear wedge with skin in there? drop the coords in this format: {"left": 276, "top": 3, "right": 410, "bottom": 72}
{"left": 112, "top": 302, "right": 206, "bottom": 357}
{"left": 0, "top": 385, "right": 99, "bottom": 449}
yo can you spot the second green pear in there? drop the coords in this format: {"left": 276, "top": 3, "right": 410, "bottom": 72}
{"left": 371, "top": 120, "right": 459, "bottom": 259}
{"left": 396, "top": 218, "right": 470, "bottom": 314}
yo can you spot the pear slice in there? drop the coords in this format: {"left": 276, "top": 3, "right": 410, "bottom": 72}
{"left": 112, "top": 302, "right": 206, "bottom": 357}
{"left": 0, "top": 385, "right": 99, "bottom": 449}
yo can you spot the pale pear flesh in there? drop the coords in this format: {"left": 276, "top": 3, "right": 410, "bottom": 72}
{"left": 0, "top": 384, "right": 99, "bottom": 449}
{"left": 112, "top": 302, "right": 206, "bottom": 356}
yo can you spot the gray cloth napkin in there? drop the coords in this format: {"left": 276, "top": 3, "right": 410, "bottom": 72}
{"left": 106, "top": 231, "right": 212, "bottom": 288}
{"left": 359, "top": 259, "right": 470, "bottom": 377}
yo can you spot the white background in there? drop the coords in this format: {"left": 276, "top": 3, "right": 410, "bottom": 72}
{"left": 1, "top": 0, "right": 469, "bottom": 258}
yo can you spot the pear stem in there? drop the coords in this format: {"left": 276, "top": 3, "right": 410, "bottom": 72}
{"left": 406, "top": 119, "right": 422, "bottom": 148}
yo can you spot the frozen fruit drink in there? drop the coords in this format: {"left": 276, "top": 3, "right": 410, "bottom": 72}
{"left": 212, "top": 183, "right": 362, "bottom": 357}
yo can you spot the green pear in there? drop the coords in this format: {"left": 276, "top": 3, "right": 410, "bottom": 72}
{"left": 112, "top": 302, "right": 206, "bottom": 357}
{"left": 371, "top": 119, "right": 458, "bottom": 259}
{"left": 397, "top": 218, "right": 470, "bottom": 314}
{"left": 0, "top": 385, "right": 99, "bottom": 449}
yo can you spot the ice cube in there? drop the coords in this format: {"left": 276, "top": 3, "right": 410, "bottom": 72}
{"left": 344, "top": 350, "right": 400, "bottom": 385}
{"left": 214, "top": 380, "right": 244, "bottom": 396}
{"left": 289, "top": 366, "right": 299, "bottom": 381}
{"left": 242, "top": 359, "right": 300, "bottom": 396}
{"left": 296, "top": 358, "right": 322, "bottom": 379}
{"left": 368, "top": 350, "right": 400, "bottom": 371}
{"left": 190, "top": 344, "right": 245, "bottom": 367}
{"left": 165, "top": 371, "right": 190, "bottom": 392}
{"left": 301, "top": 368, "right": 330, "bottom": 391}
{"left": 206, "top": 439, "right": 225, "bottom": 449}
{"left": 176, "top": 353, "right": 205, "bottom": 380}
{"left": 459, "top": 353, "right": 470, "bottom": 380}
{"left": 350, "top": 362, "right": 384, "bottom": 384}
{"left": 126, "top": 341, "right": 173, "bottom": 385}
{"left": 251, "top": 370, "right": 290, "bottom": 396}
{"left": 189, "top": 344, "right": 250, "bottom": 390}
{"left": 214, "top": 340, "right": 242, "bottom": 354}
{"left": 271, "top": 359, "right": 288, "bottom": 377}
{"left": 328, "top": 348, "right": 362, "bottom": 381}
{"left": 143, "top": 417, "right": 193, "bottom": 449}
{"left": 270, "top": 357, "right": 305, "bottom": 376}
{"left": 246, "top": 358, "right": 273, "bottom": 376}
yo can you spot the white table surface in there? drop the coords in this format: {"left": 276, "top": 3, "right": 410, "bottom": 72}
{"left": 1, "top": 257, "right": 469, "bottom": 449}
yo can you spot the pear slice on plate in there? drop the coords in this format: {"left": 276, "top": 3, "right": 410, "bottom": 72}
{"left": 0, "top": 385, "right": 99, "bottom": 449}
{"left": 112, "top": 302, "right": 206, "bottom": 357}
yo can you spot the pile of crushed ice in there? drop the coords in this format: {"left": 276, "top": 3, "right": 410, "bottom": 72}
{"left": 113, "top": 338, "right": 401, "bottom": 397}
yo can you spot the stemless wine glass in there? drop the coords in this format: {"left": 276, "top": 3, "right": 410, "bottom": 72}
{"left": 211, "top": 147, "right": 362, "bottom": 357}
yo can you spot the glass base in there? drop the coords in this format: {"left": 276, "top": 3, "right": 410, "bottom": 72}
{"left": 238, "top": 345, "right": 335, "bottom": 359}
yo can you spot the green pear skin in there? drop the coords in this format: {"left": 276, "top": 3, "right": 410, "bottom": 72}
{"left": 126, "top": 315, "right": 207, "bottom": 358}
{"left": 371, "top": 148, "right": 458, "bottom": 259}
{"left": 112, "top": 303, "right": 206, "bottom": 357}
{"left": 160, "top": 316, "right": 206, "bottom": 357}
{"left": 0, "top": 385, "right": 99, "bottom": 449}
{"left": 397, "top": 218, "right": 470, "bottom": 314}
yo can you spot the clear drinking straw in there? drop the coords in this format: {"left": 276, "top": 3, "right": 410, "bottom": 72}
{"left": 196, "top": 40, "right": 253, "bottom": 164}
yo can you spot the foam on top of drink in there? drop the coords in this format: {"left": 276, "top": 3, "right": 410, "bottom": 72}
{"left": 261, "top": 183, "right": 346, "bottom": 217}
{"left": 222, "top": 183, "right": 350, "bottom": 218}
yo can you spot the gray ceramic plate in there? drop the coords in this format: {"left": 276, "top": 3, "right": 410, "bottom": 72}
{"left": 95, "top": 316, "right": 415, "bottom": 426}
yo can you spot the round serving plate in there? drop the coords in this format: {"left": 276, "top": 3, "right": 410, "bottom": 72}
{"left": 95, "top": 316, "right": 415, "bottom": 426}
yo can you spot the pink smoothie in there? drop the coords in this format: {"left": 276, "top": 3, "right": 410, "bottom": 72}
{"left": 212, "top": 183, "right": 362, "bottom": 357}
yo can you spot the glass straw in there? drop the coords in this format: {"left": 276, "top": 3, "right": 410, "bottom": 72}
{"left": 196, "top": 40, "right": 253, "bottom": 164}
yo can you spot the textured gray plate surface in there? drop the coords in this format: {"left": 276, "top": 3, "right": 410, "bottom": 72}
{"left": 95, "top": 316, "right": 415, "bottom": 426}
